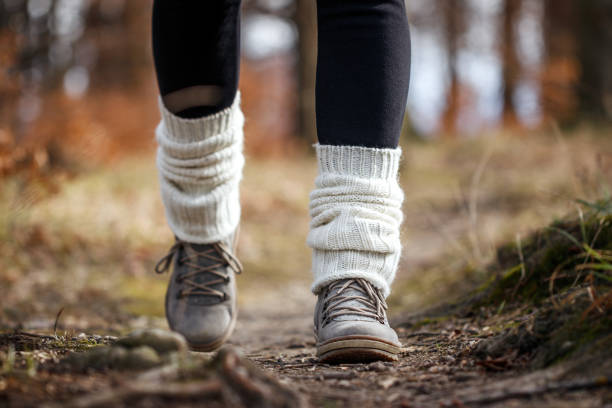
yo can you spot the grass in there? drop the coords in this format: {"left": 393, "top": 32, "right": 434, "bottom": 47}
{"left": 428, "top": 196, "right": 612, "bottom": 370}
{"left": 389, "top": 129, "right": 612, "bottom": 311}
{"left": 2, "top": 127, "right": 612, "bottom": 333}
{"left": 475, "top": 198, "right": 612, "bottom": 307}
{"left": 0, "top": 154, "right": 316, "bottom": 331}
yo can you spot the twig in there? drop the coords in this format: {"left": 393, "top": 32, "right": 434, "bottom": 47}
{"left": 468, "top": 142, "right": 494, "bottom": 265}
{"left": 321, "top": 371, "right": 357, "bottom": 380}
{"left": 403, "top": 331, "right": 442, "bottom": 339}
{"left": 15, "top": 331, "right": 57, "bottom": 340}
{"left": 53, "top": 380, "right": 223, "bottom": 408}
{"left": 53, "top": 307, "right": 65, "bottom": 337}
{"left": 461, "top": 375, "right": 611, "bottom": 406}
{"left": 277, "top": 363, "right": 315, "bottom": 369}
{"left": 515, "top": 234, "right": 526, "bottom": 281}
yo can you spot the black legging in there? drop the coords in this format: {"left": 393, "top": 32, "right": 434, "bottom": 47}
{"left": 152, "top": 0, "right": 410, "bottom": 149}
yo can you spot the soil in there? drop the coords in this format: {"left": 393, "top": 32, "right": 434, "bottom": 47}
{"left": 2, "top": 277, "right": 611, "bottom": 407}
{"left": 3, "top": 138, "right": 612, "bottom": 407}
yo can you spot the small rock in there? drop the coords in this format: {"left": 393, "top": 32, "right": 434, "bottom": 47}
{"left": 77, "top": 333, "right": 87, "bottom": 340}
{"left": 116, "top": 346, "right": 161, "bottom": 370}
{"left": 65, "top": 346, "right": 117, "bottom": 371}
{"left": 287, "top": 343, "right": 306, "bottom": 349}
{"left": 367, "top": 361, "right": 389, "bottom": 372}
{"left": 321, "top": 370, "right": 356, "bottom": 380}
{"left": 106, "top": 346, "right": 128, "bottom": 368}
{"left": 64, "top": 345, "right": 162, "bottom": 371}
{"left": 561, "top": 341, "right": 574, "bottom": 351}
{"left": 442, "top": 355, "right": 456, "bottom": 363}
{"left": 378, "top": 377, "right": 398, "bottom": 390}
{"left": 337, "top": 380, "right": 354, "bottom": 388}
{"left": 115, "top": 328, "right": 187, "bottom": 354}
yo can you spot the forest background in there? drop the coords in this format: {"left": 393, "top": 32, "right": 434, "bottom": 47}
{"left": 1, "top": 1, "right": 612, "bottom": 406}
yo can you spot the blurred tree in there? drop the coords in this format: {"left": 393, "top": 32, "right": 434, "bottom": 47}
{"left": 439, "top": 0, "right": 467, "bottom": 135}
{"left": 541, "top": 0, "right": 578, "bottom": 124}
{"left": 576, "top": 0, "right": 612, "bottom": 122}
{"left": 0, "top": 0, "right": 93, "bottom": 175}
{"left": 0, "top": 0, "right": 156, "bottom": 176}
{"left": 294, "top": 0, "right": 317, "bottom": 144}
{"left": 542, "top": 0, "right": 612, "bottom": 125}
{"left": 500, "top": 0, "right": 521, "bottom": 129}
{"left": 84, "top": 0, "right": 150, "bottom": 90}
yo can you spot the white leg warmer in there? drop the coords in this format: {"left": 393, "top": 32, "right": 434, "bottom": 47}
{"left": 308, "top": 144, "right": 404, "bottom": 298}
{"left": 155, "top": 93, "right": 244, "bottom": 244}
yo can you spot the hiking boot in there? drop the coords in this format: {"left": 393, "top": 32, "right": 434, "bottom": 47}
{"left": 155, "top": 234, "right": 242, "bottom": 352}
{"left": 314, "top": 278, "right": 401, "bottom": 363}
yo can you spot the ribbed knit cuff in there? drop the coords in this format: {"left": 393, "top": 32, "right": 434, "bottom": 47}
{"left": 156, "top": 93, "right": 244, "bottom": 244}
{"left": 315, "top": 144, "right": 401, "bottom": 180}
{"left": 308, "top": 144, "right": 404, "bottom": 298}
{"left": 158, "top": 94, "right": 241, "bottom": 143}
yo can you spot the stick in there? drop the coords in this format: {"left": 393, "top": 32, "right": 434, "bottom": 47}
{"left": 49, "top": 380, "right": 223, "bottom": 408}
{"left": 461, "top": 375, "right": 611, "bottom": 405}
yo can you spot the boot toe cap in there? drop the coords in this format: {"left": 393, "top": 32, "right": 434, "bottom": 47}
{"left": 318, "top": 320, "right": 400, "bottom": 346}
{"left": 167, "top": 305, "right": 234, "bottom": 350}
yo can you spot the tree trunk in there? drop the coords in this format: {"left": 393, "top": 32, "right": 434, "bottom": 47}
{"left": 295, "top": 0, "right": 317, "bottom": 144}
{"left": 500, "top": 0, "right": 521, "bottom": 129}
{"left": 541, "top": 0, "right": 578, "bottom": 125}
{"left": 440, "top": 0, "right": 465, "bottom": 136}
{"left": 576, "top": 0, "right": 612, "bottom": 122}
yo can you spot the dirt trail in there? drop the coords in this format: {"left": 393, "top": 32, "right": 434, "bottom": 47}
{"left": 3, "top": 137, "right": 612, "bottom": 407}
{"left": 223, "top": 282, "right": 608, "bottom": 407}
{"left": 3, "top": 279, "right": 609, "bottom": 407}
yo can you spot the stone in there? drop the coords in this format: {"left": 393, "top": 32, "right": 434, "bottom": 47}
{"left": 115, "top": 328, "right": 188, "bottom": 354}
{"left": 64, "top": 345, "right": 163, "bottom": 371}
{"left": 116, "top": 346, "right": 161, "bottom": 370}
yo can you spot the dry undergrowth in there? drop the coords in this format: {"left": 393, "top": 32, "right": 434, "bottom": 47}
{"left": 2, "top": 130, "right": 612, "bottom": 406}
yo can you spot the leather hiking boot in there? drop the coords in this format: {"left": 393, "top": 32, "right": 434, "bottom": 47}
{"left": 314, "top": 278, "right": 401, "bottom": 363}
{"left": 155, "top": 234, "right": 242, "bottom": 352}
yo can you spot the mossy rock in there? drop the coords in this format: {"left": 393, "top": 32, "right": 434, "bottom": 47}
{"left": 531, "top": 303, "right": 612, "bottom": 369}
{"left": 115, "top": 328, "right": 188, "bottom": 354}
{"left": 63, "top": 329, "right": 187, "bottom": 372}
{"left": 473, "top": 208, "right": 612, "bottom": 309}
{"left": 65, "top": 345, "right": 162, "bottom": 371}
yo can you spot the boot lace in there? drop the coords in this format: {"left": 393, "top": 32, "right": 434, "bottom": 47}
{"left": 322, "top": 278, "right": 387, "bottom": 327}
{"left": 155, "top": 239, "right": 243, "bottom": 300}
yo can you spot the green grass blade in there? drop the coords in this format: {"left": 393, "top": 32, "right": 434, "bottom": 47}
{"left": 547, "top": 226, "right": 582, "bottom": 247}
{"left": 590, "top": 271, "right": 612, "bottom": 283}
{"left": 575, "top": 263, "right": 612, "bottom": 272}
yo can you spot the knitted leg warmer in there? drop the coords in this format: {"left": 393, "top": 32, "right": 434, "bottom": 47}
{"left": 308, "top": 144, "right": 404, "bottom": 298}
{"left": 156, "top": 93, "right": 244, "bottom": 244}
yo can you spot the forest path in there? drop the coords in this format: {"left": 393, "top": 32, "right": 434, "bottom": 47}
{"left": 3, "top": 136, "right": 612, "bottom": 407}
{"left": 221, "top": 281, "right": 605, "bottom": 408}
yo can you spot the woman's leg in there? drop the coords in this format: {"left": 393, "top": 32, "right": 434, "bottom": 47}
{"left": 309, "top": 0, "right": 411, "bottom": 363}
{"left": 152, "top": 0, "right": 241, "bottom": 117}
{"left": 316, "top": 0, "right": 411, "bottom": 148}
{"left": 152, "top": 0, "right": 245, "bottom": 351}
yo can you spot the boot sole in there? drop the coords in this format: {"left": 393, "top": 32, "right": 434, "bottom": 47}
{"left": 186, "top": 311, "right": 238, "bottom": 352}
{"left": 317, "top": 336, "right": 400, "bottom": 364}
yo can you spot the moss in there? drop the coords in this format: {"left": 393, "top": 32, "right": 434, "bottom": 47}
{"left": 471, "top": 206, "right": 612, "bottom": 311}
{"left": 409, "top": 316, "right": 451, "bottom": 330}
{"left": 532, "top": 308, "right": 612, "bottom": 368}
{"left": 456, "top": 201, "right": 612, "bottom": 370}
